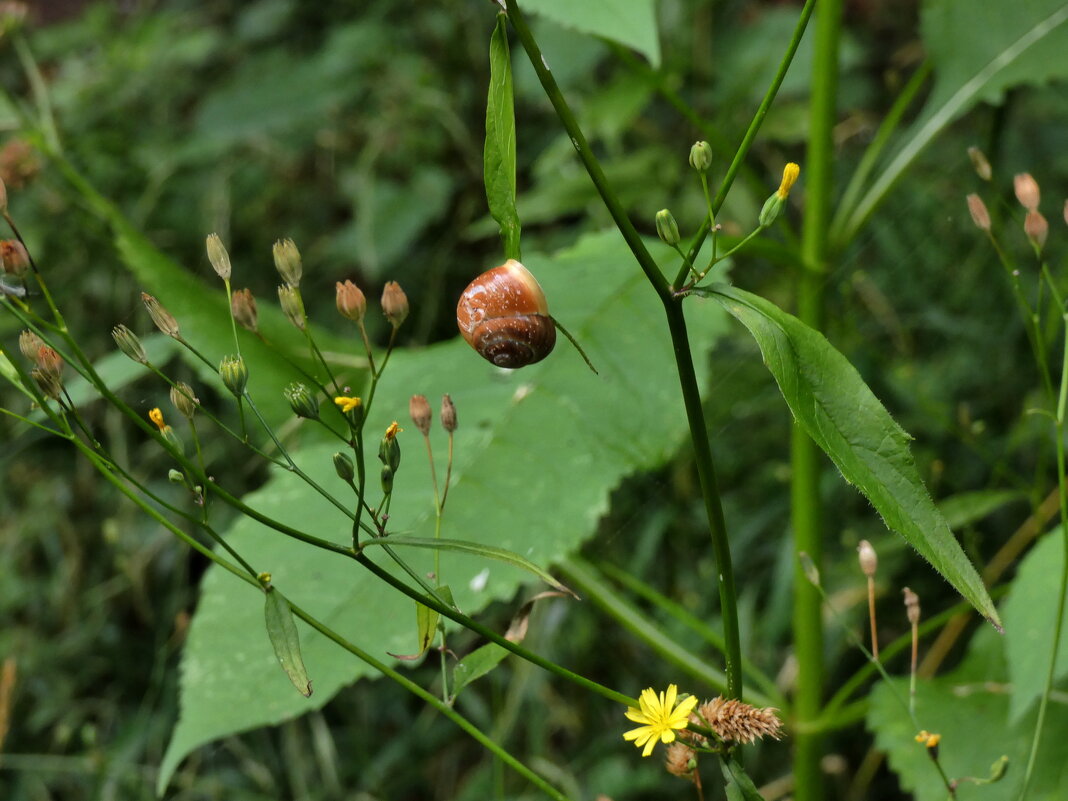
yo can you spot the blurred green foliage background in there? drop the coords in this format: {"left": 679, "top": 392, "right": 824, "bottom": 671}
{"left": 1, "top": 0, "right": 1066, "bottom": 799}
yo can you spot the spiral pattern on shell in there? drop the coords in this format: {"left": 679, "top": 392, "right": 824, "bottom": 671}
{"left": 457, "top": 260, "right": 557, "bottom": 368}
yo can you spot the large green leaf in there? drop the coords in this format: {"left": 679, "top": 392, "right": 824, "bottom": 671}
{"left": 158, "top": 232, "right": 730, "bottom": 791}
{"left": 840, "top": 0, "right": 1068, "bottom": 241}
{"left": 704, "top": 283, "right": 999, "bottom": 627}
{"left": 868, "top": 573, "right": 1065, "bottom": 801}
{"left": 1003, "top": 529, "right": 1068, "bottom": 722}
{"left": 521, "top": 0, "right": 661, "bottom": 67}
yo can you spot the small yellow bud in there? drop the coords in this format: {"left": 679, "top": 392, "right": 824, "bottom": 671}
{"left": 334, "top": 395, "right": 362, "bottom": 414}
{"left": 777, "top": 162, "right": 800, "bottom": 199}
{"left": 149, "top": 408, "right": 167, "bottom": 431}
{"left": 384, "top": 421, "right": 402, "bottom": 441}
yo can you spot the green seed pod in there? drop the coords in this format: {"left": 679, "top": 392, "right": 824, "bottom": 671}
{"left": 170, "top": 381, "right": 199, "bottom": 419}
{"left": 284, "top": 382, "right": 319, "bottom": 420}
{"left": 333, "top": 452, "right": 355, "bottom": 483}
{"left": 219, "top": 354, "right": 249, "bottom": 397}
{"left": 277, "top": 284, "right": 306, "bottom": 330}
{"left": 689, "top": 141, "right": 713, "bottom": 173}
{"left": 655, "top": 209, "right": 680, "bottom": 247}
{"left": 380, "top": 464, "right": 394, "bottom": 494}
{"left": 111, "top": 324, "right": 148, "bottom": 364}
{"left": 273, "top": 238, "right": 303, "bottom": 287}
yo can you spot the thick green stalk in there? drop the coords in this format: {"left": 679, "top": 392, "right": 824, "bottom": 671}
{"left": 792, "top": 0, "right": 842, "bottom": 798}
{"left": 505, "top": 0, "right": 742, "bottom": 698}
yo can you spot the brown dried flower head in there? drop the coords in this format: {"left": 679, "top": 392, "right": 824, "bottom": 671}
{"left": 441, "top": 393, "right": 457, "bottom": 433}
{"left": 231, "top": 288, "right": 258, "bottom": 332}
{"left": 664, "top": 742, "right": 697, "bottom": 779}
{"left": 205, "top": 233, "right": 231, "bottom": 281}
{"left": 1025, "top": 209, "right": 1049, "bottom": 251}
{"left": 1014, "top": 173, "right": 1040, "bottom": 211}
{"left": 903, "top": 586, "right": 921, "bottom": 625}
{"left": 0, "top": 239, "right": 29, "bottom": 276}
{"left": 381, "top": 281, "right": 409, "bottom": 328}
{"left": 409, "top": 394, "right": 432, "bottom": 436}
{"left": 336, "top": 279, "right": 367, "bottom": 323}
{"left": 18, "top": 329, "right": 43, "bottom": 361}
{"left": 695, "top": 697, "right": 783, "bottom": 745}
{"left": 142, "top": 292, "right": 180, "bottom": 339}
{"left": 966, "top": 194, "right": 991, "bottom": 232}
{"left": 35, "top": 345, "right": 63, "bottom": 380}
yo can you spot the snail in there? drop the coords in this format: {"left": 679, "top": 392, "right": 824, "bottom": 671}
{"left": 457, "top": 259, "right": 556, "bottom": 368}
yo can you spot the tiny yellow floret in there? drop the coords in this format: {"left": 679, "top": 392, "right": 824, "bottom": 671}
{"left": 777, "top": 162, "right": 800, "bottom": 199}
{"left": 149, "top": 407, "right": 166, "bottom": 431}
{"left": 622, "top": 684, "right": 698, "bottom": 757}
{"left": 384, "top": 421, "right": 402, "bottom": 441}
{"left": 334, "top": 396, "right": 362, "bottom": 414}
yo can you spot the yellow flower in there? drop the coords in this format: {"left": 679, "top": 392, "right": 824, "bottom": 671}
{"left": 334, "top": 396, "right": 362, "bottom": 414}
{"left": 622, "top": 684, "right": 698, "bottom": 757}
{"left": 777, "top": 162, "right": 800, "bottom": 199}
{"left": 384, "top": 421, "right": 402, "bottom": 440}
{"left": 149, "top": 407, "right": 166, "bottom": 431}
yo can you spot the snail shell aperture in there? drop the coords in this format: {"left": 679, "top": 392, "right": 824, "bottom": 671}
{"left": 457, "top": 259, "right": 557, "bottom": 368}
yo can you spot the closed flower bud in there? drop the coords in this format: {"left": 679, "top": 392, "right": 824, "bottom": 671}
{"left": 381, "top": 281, "right": 409, "bottom": 328}
{"left": 32, "top": 366, "right": 61, "bottom": 399}
{"left": 111, "top": 324, "right": 148, "bottom": 364}
{"left": 857, "top": 540, "right": 877, "bottom": 577}
{"left": 336, "top": 279, "right": 367, "bottom": 322}
{"left": 655, "top": 209, "right": 680, "bottom": 246}
{"left": 380, "top": 464, "right": 394, "bottom": 494}
{"left": 219, "top": 354, "right": 248, "bottom": 397}
{"left": 284, "top": 382, "right": 319, "bottom": 420}
{"left": 966, "top": 193, "right": 991, "bottom": 231}
{"left": 231, "top": 288, "right": 259, "bottom": 332}
{"left": 35, "top": 345, "right": 63, "bottom": 380}
{"left": 170, "top": 381, "right": 199, "bottom": 419}
{"left": 441, "top": 393, "right": 457, "bottom": 433}
{"left": 333, "top": 452, "right": 355, "bottom": 482}
{"left": 277, "top": 284, "right": 306, "bottom": 330}
{"left": 1025, "top": 209, "right": 1048, "bottom": 250}
{"left": 777, "top": 162, "right": 800, "bottom": 200}
{"left": 378, "top": 421, "right": 402, "bottom": 471}
{"left": 205, "top": 233, "right": 231, "bottom": 281}
{"left": 142, "top": 292, "right": 180, "bottom": 339}
{"left": 1013, "top": 173, "right": 1040, "bottom": 211}
{"left": 0, "top": 239, "right": 29, "bottom": 277}
{"left": 689, "top": 140, "right": 713, "bottom": 173}
{"left": 759, "top": 193, "right": 784, "bottom": 227}
{"left": 967, "top": 146, "right": 992, "bottom": 181}
{"left": 168, "top": 469, "right": 185, "bottom": 484}
{"left": 272, "top": 238, "right": 302, "bottom": 287}
{"left": 18, "top": 329, "right": 43, "bottom": 361}
{"left": 409, "top": 394, "right": 432, "bottom": 435}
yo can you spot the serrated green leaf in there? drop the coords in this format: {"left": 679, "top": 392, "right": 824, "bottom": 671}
{"left": 522, "top": 0, "right": 660, "bottom": 67}
{"left": 485, "top": 13, "right": 521, "bottom": 259}
{"left": 362, "top": 536, "right": 576, "bottom": 597}
{"left": 1003, "top": 529, "right": 1068, "bottom": 722}
{"left": 157, "top": 231, "right": 730, "bottom": 791}
{"left": 704, "top": 283, "right": 999, "bottom": 627}
{"left": 264, "top": 588, "right": 312, "bottom": 698}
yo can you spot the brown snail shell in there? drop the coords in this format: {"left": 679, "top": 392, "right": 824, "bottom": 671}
{"left": 457, "top": 259, "right": 557, "bottom": 368}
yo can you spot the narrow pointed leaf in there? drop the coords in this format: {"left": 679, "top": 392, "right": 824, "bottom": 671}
{"left": 704, "top": 283, "right": 1000, "bottom": 627}
{"left": 485, "top": 13, "right": 521, "bottom": 259}
{"left": 264, "top": 589, "right": 312, "bottom": 698}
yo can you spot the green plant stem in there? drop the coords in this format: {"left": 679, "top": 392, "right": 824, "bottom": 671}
{"left": 792, "top": 0, "right": 842, "bottom": 797}
{"left": 675, "top": 0, "right": 817, "bottom": 288}
{"left": 355, "top": 551, "right": 634, "bottom": 707}
{"left": 595, "top": 560, "right": 784, "bottom": 704}
{"left": 286, "top": 600, "right": 574, "bottom": 801}
{"left": 505, "top": 0, "right": 743, "bottom": 700}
